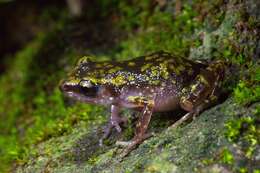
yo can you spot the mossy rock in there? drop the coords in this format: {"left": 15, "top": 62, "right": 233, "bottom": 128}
{"left": 15, "top": 99, "right": 259, "bottom": 173}
{"left": 0, "top": 0, "right": 259, "bottom": 172}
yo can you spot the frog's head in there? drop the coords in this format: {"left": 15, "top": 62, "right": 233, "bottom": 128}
{"left": 60, "top": 78, "right": 116, "bottom": 105}
{"left": 59, "top": 56, "right": 115, "bottom": 105}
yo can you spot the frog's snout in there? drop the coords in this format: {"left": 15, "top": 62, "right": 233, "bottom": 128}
{"left": 59, "top": 80, "right": 68, "bottom": 92}
{"left": 59, "top": 80, "right": 74, "bottom": 92}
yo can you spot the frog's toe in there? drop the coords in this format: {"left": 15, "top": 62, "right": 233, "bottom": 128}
{"left": 115, "top": 140, "right": 134, "bottom": 147}
{"left": 115, "top": 140, "right": 137, "bottom": 159}
{"left": 112, "top": 122, "right": 122, "bottom": 133}
{"left": 99, "top": 138, "right": 104, "bottom": 146}
{"left": 99, "top": 125, "right": 122, "bottom": 146}
{"left": 116, "top": 132, "right": 153, "bottom": 147}
{"left": 116, "top": 133, "right": 154, "bottom": 158}
{"left": 119, "top": 140, "right": 141, "bottom": 158}
{"left": 111, "top": 117, "right": 128, "bottom": 132}
{"left": 113, "top": 116, "right": 128, "bottom": 126}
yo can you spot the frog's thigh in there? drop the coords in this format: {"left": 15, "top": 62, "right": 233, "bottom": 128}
{"left": 180, "top": 73, "right": 218, "bottom": 113}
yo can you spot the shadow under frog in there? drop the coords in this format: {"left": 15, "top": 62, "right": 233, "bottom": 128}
{"left": 60, "top": 51, "right": 226, "bottom": 158}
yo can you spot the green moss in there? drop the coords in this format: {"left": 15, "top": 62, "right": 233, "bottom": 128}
{"left": 113, "top": 2, "right": 202, "bottom": 59}
{"left": 220, "top": 148, "right": 234, "bottom": 165}
{"left": 0, "top": 33, "right": 47, "bottom": 171}
{"left": 144, "top": 152, "right": 177, "bottom": 173}
{"left": 226, "top": 113, "right": 258, "bottom": 154}
{"left": 0, "top": 9, "right": 107, "bottom": 172}
{"left": 254, "top": 169, "right": 260, "bottom": 173}
{"left": 234, "top": 81, "right": 260, "bottom": 105}
{"left": 233, "top": 64, "right": 260, "bottom": 105}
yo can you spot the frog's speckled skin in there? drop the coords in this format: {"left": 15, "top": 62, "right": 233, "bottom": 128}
{"left": 60, "top": 51, "right": 226, "bottom": 157}
{"left": 70, "top": 51, "right": 203, "bottom": 87}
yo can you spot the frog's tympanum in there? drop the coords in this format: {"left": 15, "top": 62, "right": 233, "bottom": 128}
{"left": 60, "top": 51, "right": 225, "bottom": 157}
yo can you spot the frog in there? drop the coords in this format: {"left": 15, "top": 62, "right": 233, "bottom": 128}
{"left": 59, "top": 51, "right": 226, "bottom": 157}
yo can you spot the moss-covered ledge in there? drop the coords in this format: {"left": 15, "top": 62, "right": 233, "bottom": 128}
{"left": 15, "top": 99, "right": 259, "bottom": 173}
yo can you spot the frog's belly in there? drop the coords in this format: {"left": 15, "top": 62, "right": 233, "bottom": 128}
{"left": 119, "top": 95, "right": 179, "bottom": 112}
{"left": 153, "top": 95, "right": 180, "bottom": 112}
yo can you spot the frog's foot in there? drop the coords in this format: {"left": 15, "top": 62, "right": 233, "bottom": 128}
{"left": 116, "top": 133, "right": 152, "bottom": 147}
{"left": 116, "top": 133, "right": 153, "bottom": 158}
{"left": 170, "top": 112, "right": 194, "bottom": 129}
{"left": 99, "top": 116, "right": 128, "bottom": 146}
{"left": 170, "top": 102, "right": 205, "bottom": 129}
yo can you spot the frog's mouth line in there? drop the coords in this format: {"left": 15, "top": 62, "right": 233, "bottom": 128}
{"left": 60, "top": 83, "right": 98, "bottom": 103}
{"left": 66, "top": 91, "right": 91, "bottom": 102}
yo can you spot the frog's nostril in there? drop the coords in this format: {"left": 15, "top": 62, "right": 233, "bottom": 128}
{"left": 60, "top": 82, "right": 70, "bottom": 92}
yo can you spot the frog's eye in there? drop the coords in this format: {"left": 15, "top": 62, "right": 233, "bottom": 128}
{"left": 79, "top": 80, "right": 99, "bottom": 97}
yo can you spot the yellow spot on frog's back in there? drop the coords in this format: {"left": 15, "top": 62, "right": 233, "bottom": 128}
{"left": 171, "top": 64, "right": 186, "bottom": 75}
{"left": 66, "top": 78, "right": 80, "bottom": 85}
{"left": 145, "top": 55, "right": 157, "bottom": 61}
{"left": 162, "top": 52, "right": 172, "bottom": 57}
{"left": 159, "top": 62, "right": 169, "bottom": 79}
{"left": 101, "top": 62, "right": 114, "bottom": 69}
{"left": 128, "top": 75, "right": 135, "bottom": 81}
{"left": 108, "top": 66, "right": 122, "bottom": 74}
{"left": 107, "top": 64, "right": 114, "bottom": 68}
{"left": 145, "top": 76, "right": 150, "bottom": 81}
{"left": 150, "top": 66, "right": 159, "bottom": 77}
{"left": 191, "top": 83, "right": 199, "bottom": 92}
{"left": 210, "top": 95, "right": 218, "bottom": 101}
{"left": 95, "top": 63, "right": 103, "bottom": 68}
{"left": 127, "top": 96, "right": 154, "bottom": 106}
{"left": 185, "top": 61, "right": 192, "bottom": 67}
{"left": 84, "top": 77, "right": 99, "bottom": 85}
{"left": 198, "top": 75, "right": 209, "bottom": 86}
{"left": 151, "top": 80, "right": 160, "bottom": 85}
{"left": 77, "top": 56, "right": 92, "bottom": 65}
{"left": 169, "top": 64, "right": 175, "bottom": 70}
{"left": 165, "top": 58, "right": 175, "bottom": 63}
{"left": 127, "top": 96, "right": 139, "bottom": 102}
{"left": 156, "top": 57, "right": 165, "bottom": 62}
{"left": 171, "top": 80, "right": 176, "bottom": 84}
{"left": 96, "top": 69, "right": 105, "bottom": 75}
{"left": 128, "top": 62, "right": 135, "bottom": 66}
{"left": 111, "top": 75, "right": 126, "bottom": 86}
{"left": 181, "top": 88, "right": 188, "bottom": 94}
{"left": 141, "top": 63, "right": 152, "bottom": 72}
{"left": 178, "top": 64, "right": 185, "bottom": 71}
{"left": 188, "top": 68, "right": 193, "bottom": 75}
{"left": 100, "top": 79, "right": 108, "bottom": 85}
{"left": 145, "top": 55, "right": 154, "bottom": 61}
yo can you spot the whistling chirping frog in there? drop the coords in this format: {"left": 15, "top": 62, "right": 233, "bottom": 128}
{"left": 60, "top": 51, "right": 226, "bottom": 157}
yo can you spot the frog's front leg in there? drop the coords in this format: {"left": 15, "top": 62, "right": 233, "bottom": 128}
{"left": 99, "top": 104, "right": 127, "bottom": 146}
{"left": 172, "top": 61, "right": 225, "bottom": 128}
{"left": 117, "top": 96, "right": 155, "bottom": 157}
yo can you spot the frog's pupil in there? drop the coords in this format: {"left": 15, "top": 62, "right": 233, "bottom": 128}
{"left": 80, "top": 85, "right": 99, "bottom": 97}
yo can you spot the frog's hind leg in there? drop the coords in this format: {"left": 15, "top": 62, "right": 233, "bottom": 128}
{"left": 171, "top": 60, "right": 225, "bottom": 128}
{"left": 99, "top": 104, "right": 127, "bottom": 146}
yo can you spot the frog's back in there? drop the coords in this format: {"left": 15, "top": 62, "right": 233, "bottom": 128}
{"left": 75, "top": 51, "right": 206, "bottom": 87}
